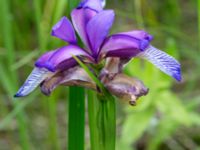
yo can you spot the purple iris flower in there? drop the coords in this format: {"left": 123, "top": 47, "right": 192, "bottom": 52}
{"left": 15, "top": 0, "right": 181, "bottom": 103}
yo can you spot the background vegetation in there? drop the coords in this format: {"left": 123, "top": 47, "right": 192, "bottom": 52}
{"left": 0, "top": 0, "right": 199, "bottom": 149}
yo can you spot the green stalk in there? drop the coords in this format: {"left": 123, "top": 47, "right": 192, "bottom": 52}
{"left": 68, "top": 87, "right": 85, "bottom": 150}
{"left": 67, "top": 1, "right": 85, "bottom": 149}
{"left": 88, "top": 90, "right": 116, "bottom": 150}
{"left": 72, "top": 55, "right": 116, "bottom": 150}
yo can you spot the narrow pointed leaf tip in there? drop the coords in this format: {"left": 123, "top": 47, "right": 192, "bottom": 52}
{"left": 138, "top": 46, "right": 182, "bottom": 81}
{"left": 14, "top": 68, "right": 53, "bottom": 97}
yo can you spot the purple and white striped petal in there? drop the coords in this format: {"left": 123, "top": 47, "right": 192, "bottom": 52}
{"left": 39, "top": 45, "right": 91, "bottom": 72}
{"left": 14, "top": 68, "right": 54, "bottom": 97}
{"left": 78, "top": 0, "right": 105, "bottom": 11}
{"left": 87, "top": 10, "right": 115, "bottom": 56}
{"left": 71, "top": 8, "right": 97, "bottom": 52}
{"left": 51, "top": 17, "right": 77, "bottom": 44}
{"left": 137, "top": 45, "right": 181, "bottom": 81}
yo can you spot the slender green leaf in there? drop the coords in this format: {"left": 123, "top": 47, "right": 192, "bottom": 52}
{"left": 68, "top": 87, "right": 85, "bottom": 150}
{"left": 72, "top": 55, "right": 104, "bottom": 91}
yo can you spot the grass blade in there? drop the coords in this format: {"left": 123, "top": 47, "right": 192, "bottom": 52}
{"left": 68, "top": 87, "right": 85, "bottom": 150}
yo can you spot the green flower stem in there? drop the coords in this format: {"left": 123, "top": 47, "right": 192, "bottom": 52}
{"left": 88, "top": 90, "right": 116, "bottom": 150}
{"left": 68, "top": 87, "right": 85, "bottom": 150}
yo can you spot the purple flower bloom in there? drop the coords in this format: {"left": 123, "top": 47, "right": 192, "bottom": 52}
{"left": 15, "top": 0, "right": 181, "bottom": 103}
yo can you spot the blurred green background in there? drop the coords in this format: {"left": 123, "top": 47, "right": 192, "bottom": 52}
{"left": 0, "top": 0, "right": 199, "bottom": 150}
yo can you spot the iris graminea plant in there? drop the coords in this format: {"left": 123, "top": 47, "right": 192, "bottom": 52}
{"left": 15, "top": 0, "right": 181, "bottom": 104}
{"left": 15, "top": 0, "right": 181, "bottom": 149}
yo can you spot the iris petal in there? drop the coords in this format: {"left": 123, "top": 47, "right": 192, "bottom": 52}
{"left": 35, "top": 50, "right": 56, "bottom": 68}
{"left": 100, "top": 34, "right": 148, "bottom": 58}
{"left": 100, "top": 30, "right": 152, "bottom": 57}
{"left": 137, "top": 45, "right": 181, "bottom": 81}
{"left": 43, "top": 45, "right": 91, "bottom": 72}
{"left": 40, "top": 66, "right": 96, "bottom": 96}
{"left": 78, "top": 0, "right": 105, "bottom": 11}
{"left": 51, "top": 16, "right": 77, "bottom": 44}
{"left": 14, "top": 68, "right": 54, "bottom": 97}
{"left": 86, "top": 10, "right": 115, "bottom": 56}
{"left": 119, "top": 30, "right": 153, "bottom": 41}
{"left": 71, "top": 8, "right": 97, "bottom": 52}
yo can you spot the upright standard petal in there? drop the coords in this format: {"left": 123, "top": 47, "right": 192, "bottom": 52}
{"left": 51, "top": 16, "right": 77, "bottom": 44}
{"left": 78, "top": 0, "right": 105, "bottom": 11}
{"left": 86, "top": 10, "right": 115, "bottom": 56}
{"left": 42, "top": 45, "right": 92, "bottom": 72}
{"left": 100, "top": 34, "right": 150, "bottom": 58}
{"left": 137, "top": 45, "right": 181, "bottom": 81}
{"left": 14, "top": 68, "right": 54, "bottom": 97}
{"left": 71, "top": 8, "right": 97, "bottom": 52}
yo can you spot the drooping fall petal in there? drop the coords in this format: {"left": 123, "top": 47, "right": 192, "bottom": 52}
{"left": 51, "top": 16, "right": 77, "bottom": 44}
{"left": 137, "top": 45, "right": 181, "bottom": 81}
{"left": 14, "top": 68, "right": 54, "bottom": 97}
{"left": 40, "top": 66, "right": 96, "bottom": 95}
{"left": 86, "top": 10, "right": 115, "bottom": 56}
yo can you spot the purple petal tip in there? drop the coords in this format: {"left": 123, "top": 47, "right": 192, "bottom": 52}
{"left": 173, "top": 67, "right": 182, "bottom": 82}
{"left": 44, "top": 62, "right": 56, "bottom": 72}
{"left": 51, "top": 16, "right": 77, "bottom": 43}
{"left": 35, "top": 62, "right": 56, "bottom": 72}
{"left": 140, "top": 40, "right": 150, "bottom": 51}
{"left": 51, "top": 16, "right": 66, "bottom": 34}
{"left": 147, "top": 35, "right": 154, "bottom": 41}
